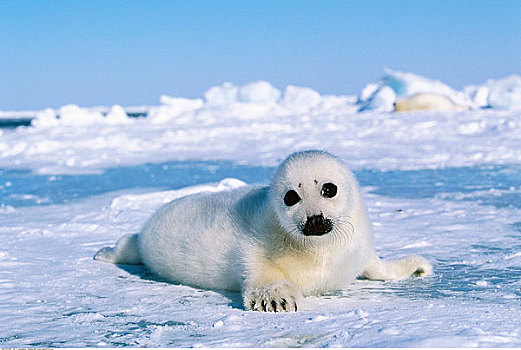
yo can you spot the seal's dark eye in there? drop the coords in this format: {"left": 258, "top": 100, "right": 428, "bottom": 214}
{"left": 321, "top": 183, "right": 337, "bottom": 198}
{"left": 284, "top": 190, "right": 301, "bottom": 206}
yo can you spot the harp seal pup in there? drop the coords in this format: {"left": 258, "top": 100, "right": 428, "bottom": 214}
{"left": 394, "top": 92, "right": 469, "bottom": 112}
{"left": 94, "top": 150, "right": 432, "bottom": 312}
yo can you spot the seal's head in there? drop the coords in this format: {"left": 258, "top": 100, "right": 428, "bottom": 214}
{"left": 270, "top": 150, "right": 359, "bottom": 244}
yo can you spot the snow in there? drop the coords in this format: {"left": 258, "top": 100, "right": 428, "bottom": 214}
{"left": 1, "top": 72, "right": 521, "bottom": 346}
{"left": 105, "top": 105, "right": 131, "bottom": 124}
{"left": 151, "top": 97, "right": 204, "bottom": 124}
{"left": 1, "top": 168, "right": 521, "bottom": 347}
{"left": 58, "top": 104, "right": 105, "bottom": 125}
{"left": 238, "top": 80, "right": 281, "bottom": 104}
{"left": 358, "top": 85, "right": 396, "bottom": 112}
{"left": 204, "top": 82, "right": 239, "bottom": 106}
{"left": 358, "top": 68, "right": 521, "bottom": 112}
{"left": 465, "top": 75, "right": 521, "bottom": 110}
{"left": 2, "top": 101, "right": 520, "bottom": 175}
{"left": 282, "top": 85, "right": 322, "bottom": 112}
{"left": 32, "top": 108, "right": 59, "bottom": 127}
{"left": 383, "top": 68, "right": 466, "bottom": 104}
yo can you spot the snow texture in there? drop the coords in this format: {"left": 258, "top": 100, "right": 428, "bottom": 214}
{"left": 1, "top": 71, "right": 521, "bottom": 347}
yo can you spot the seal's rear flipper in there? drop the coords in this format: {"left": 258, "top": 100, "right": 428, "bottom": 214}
{"left": 362, "top": 254, "right": 432, "bottom": 280}
{"left": 94, "top": 233, "right": 142, "bottom": 265}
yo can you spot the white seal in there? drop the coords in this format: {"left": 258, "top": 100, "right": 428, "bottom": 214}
{"left": 95, "top": 150, "right": 432, "bottom": 312}
{"left": 394, "top": 92, "right": 468, "bottom": 112}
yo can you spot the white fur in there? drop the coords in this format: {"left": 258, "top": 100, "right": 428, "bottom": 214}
{"left": 94, "top": 150, "right": 433, "bottom": 312}
{"left": 394, "top": 92, "right": 468, "bottom": 112}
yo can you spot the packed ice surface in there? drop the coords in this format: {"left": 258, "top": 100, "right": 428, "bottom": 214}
{"left": 1, "top": 73, "right": 521, "bottom": 347}
{"left": 1, "top": 165, "right": 521, "bottom": 347}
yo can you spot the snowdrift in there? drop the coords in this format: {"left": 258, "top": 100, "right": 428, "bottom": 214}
{"left": 4, "top": 69, "right": 518, "bottom": 129}
{"left": 1, "top": 70, "right": 521, "bottom": 175}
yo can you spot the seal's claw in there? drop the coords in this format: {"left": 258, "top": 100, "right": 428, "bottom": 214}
{"left": 244, "top": 281, "right": 301, "bottom": 313}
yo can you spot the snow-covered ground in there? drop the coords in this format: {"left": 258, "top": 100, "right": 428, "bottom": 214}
{"left": 1, "top": 71, "right": 521, "bottom": 347}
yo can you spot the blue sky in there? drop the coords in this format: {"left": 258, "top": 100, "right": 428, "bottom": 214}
{"left": 1, "top": 0, "right": 520, "bottom": 110}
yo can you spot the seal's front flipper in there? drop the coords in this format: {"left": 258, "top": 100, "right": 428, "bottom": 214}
{"left": 94, "top": 233, "right": 142, "bottom": 265}
{"left": 362, "top": 254, "right": 432, "bottom": 281}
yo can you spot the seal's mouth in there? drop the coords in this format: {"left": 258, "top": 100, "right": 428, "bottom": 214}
{"left": 301, "top": 214, "right": 333, "bottom": 236}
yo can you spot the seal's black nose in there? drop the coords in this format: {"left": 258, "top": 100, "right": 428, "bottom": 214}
{"left": 302, "top": 214, "right": 333, "bottom": 236}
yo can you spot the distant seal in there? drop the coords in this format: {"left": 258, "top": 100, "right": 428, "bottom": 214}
{"left": 95, "top": 150, "right": 432, "bottom": 312}
{"left": 394, "top": 92, "right": 468, "bottom": 112}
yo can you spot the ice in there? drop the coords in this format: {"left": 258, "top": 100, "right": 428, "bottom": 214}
{"left": 357, "top": 83, "right": 380, "bottom": 103}
{"left": 32, "top": 108, "right": 59, "bottom": 127}
{"left": 204, "top": 81, "right": 282, "bottom": 106}
{"left": 282, "top": 85, "right": 322, "bottom": 112}
{"left": 465, "top": 75, "right": 521, "bottom": 110}
{"left": 150, "top": 96, "right": 204, "bottom": 124}
{"left": 2, "top": 166, "right": 521, "bottom": 347}
{"left": 358, "top": 68, "right": 466, "bottom": 112}
{"left": 204, "top": 82, "right": 238, "bottom": 106}
{"left": 159, "top": 95, "right": 204, "bottom": 110}
{"left": 1, "top": 72, "right": 518, "bottom": 176}
{"left": 358, "top": 69, "right": 521, "bottom": 111}
{"left": 58, "top": 104, "right": 105, "bottom": 125}
{"left": 238, "top": 80, "right": 281, "bottom": 103}
{"left": 105, "top": 105, "right": 130, "bottom": 124}
{"left": 2, "top": 72, "right": 521, "bottom": 346}
{"left": 2, "top": 103, "right": 521, "bottom": 175}
{"left": 358, "top": 85, "right": 396, "bottom": 112}
{"left": 382, "top": 68, "right": 465, "bottom": 103}
{"left": 464, "top": 85, "right": 491, "bottom": 109}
